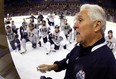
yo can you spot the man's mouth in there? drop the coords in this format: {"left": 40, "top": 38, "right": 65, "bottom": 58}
{"left": 76, "top": 31, "right": 80, "bottom": 35}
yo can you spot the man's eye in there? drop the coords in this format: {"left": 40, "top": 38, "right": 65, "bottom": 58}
{"left": 78, "top": 19, "right": 83, "bottom": 22}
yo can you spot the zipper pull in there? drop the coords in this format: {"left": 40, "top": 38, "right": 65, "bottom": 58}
{"left": 76, "top": 57, "right": 79, "bottom": 60}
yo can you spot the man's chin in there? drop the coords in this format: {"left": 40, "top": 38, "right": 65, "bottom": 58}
{"left": 76, "top": 39, "right": 81, "bottom": 44}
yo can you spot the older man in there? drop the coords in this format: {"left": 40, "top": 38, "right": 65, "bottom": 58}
{"left": 37, "top": 4, "right": 116, "bottom": 79}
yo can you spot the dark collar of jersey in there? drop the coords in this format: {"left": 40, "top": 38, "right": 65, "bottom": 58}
{"left": 79, "top": 37, "right": 105, "bottom": 56}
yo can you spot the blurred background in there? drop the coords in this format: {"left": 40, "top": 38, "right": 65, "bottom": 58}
{"left": 4, "top": 0, "right": 116, "bottom": 22}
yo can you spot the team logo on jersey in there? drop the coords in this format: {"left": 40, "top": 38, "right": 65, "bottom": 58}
{"left": 76, "top": 70, "right": 85, "bottom": 79}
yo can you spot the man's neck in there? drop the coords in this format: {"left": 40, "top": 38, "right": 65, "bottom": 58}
{"left": 82, "top": 34, "right": 103, "bottom": 48}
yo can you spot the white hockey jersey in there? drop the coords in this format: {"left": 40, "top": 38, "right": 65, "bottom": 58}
{"left": 28, "top": 28, "right": 38, "bottom": 40}
{"left": 52, "top": 31, "right": 67, "bottom": 46}
{"left": 5, "top": 16, "right": 12, "bottom": 22}
{"left": 105, "top": 36, "right": 116, "bottom": 52}
{"left": 39, "top": 25, "right": 49, "bottom": 38}
{"left": 62, "top": 23, "right": 71, "bottom": 35}
{"left": 6, "top": 31, "right": 15, "bottom": 42}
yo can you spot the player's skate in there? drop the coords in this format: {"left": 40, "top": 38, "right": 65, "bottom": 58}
{"left": 20, "top": 49, "right": 27, "bottom": 54}
{"left": 46, "top": 49, "right": 56, "bottom": 55}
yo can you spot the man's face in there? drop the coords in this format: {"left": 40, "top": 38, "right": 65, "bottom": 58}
{"left": 31, "top": 13, "right": 33, "bottom": 16}
{"left": 12, "top": 21, "right": 14, "bottom": 25}
{"left": 29, "top": 25, "right": 34, "bottom": 31}
{"left": 55, "top": 27, "right": 59, "bottom": 33}
{"left": 7, "top": 28, "right": 11, "bottom": 33}
{"left": 108, "top": 32, "right": 113, "bottom": 39}
{"left": 42, "top": 21, "right": 46, "bottom": 26}
{"left": 64, "top": 19, "right": 67, "bottom": 24}
{"left": 74, "top": 9, "right": 96, "bottom": 45}
{"left": 23, "top": 18, "right": 25, "bottom": 22}
{"left": 30, "top": 19, "right": 32, "bottom": 23}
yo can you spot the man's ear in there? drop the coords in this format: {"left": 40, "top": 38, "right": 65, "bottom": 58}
{"left": 94, "top": 21, "right": 102, "bottom": 32}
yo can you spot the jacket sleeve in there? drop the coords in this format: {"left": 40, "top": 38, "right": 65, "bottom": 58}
{"left": 53, "top": 46, "right": 78, "bottom": 72}
{"left": 54, "top": 53, "right": 70, "bottom": 72}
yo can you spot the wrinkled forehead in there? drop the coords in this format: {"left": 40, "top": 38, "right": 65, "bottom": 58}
{"left": 74, "top": 9, "right": 89, "bottom": 21}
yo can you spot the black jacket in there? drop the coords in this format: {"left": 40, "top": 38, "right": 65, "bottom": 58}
{"left": 54, "top": 38, "right": 116, "bottom": 79}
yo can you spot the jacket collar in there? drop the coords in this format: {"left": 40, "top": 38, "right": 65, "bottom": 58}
{"left": 79, "top": 37, "right": 106, "bottom": 56}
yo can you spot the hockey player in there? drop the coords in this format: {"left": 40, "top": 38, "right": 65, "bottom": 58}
{"left": 20, "top": 19, "right": 29, "bottom": 40}
{"left": 47, "top": 25, "right": 67, "bottom": 54}
{"left": 28, "top": 23, "right": 38, "bottom": 48}
{"left": 62, "top": 19, "right": 72, "bottom": 43}
{"left": 11, "top": 21, "right": 19, "bottom": 35}
{"left": 19, "top": 22, "right": 29, "bottom": 53}
{"left": 27, "top": 13, "right": 36, "bottom": 23}
{"left": 39, "top": 20, "right": 50, "bottom": 45}
{"left": 28, "top": 18, "right": 36, "bottom": 31}
{"left": 6, "top": 25, "right": 21, "bottom": 52}
{"left": 22, "top": 18, "right": 28, "bottom": 27}
{"left": 28, "top": 18, "right": 34, "bottom": 25}
{"left": 35, "top": 18, "right": 41, "bottom": 30}
{"left": 37, "top": 12, "right": 44, "bottom": 22}
{"left": 105, "top": 30, "right": 116, "bottom": 53}
{"left": 59, "top": 12, "right": 66, "bottom": 28}
{"left": 5, "top": 13, "right": 12, "bottom": 24}
{"left": 47, "top": 12, "right": 55, "bottom": 26}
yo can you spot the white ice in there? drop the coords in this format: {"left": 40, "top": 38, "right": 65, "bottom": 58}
{"left": 8, "top": 15, "right": 116, "bottom": 79}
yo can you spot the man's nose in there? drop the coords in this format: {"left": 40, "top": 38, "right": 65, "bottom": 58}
{"left": 73, "top": 23, "right": 78, "bottom": 30}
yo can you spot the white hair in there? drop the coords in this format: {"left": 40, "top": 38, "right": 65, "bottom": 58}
{"left": 80, "top": 4, "right": 106, "bottom": 33}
